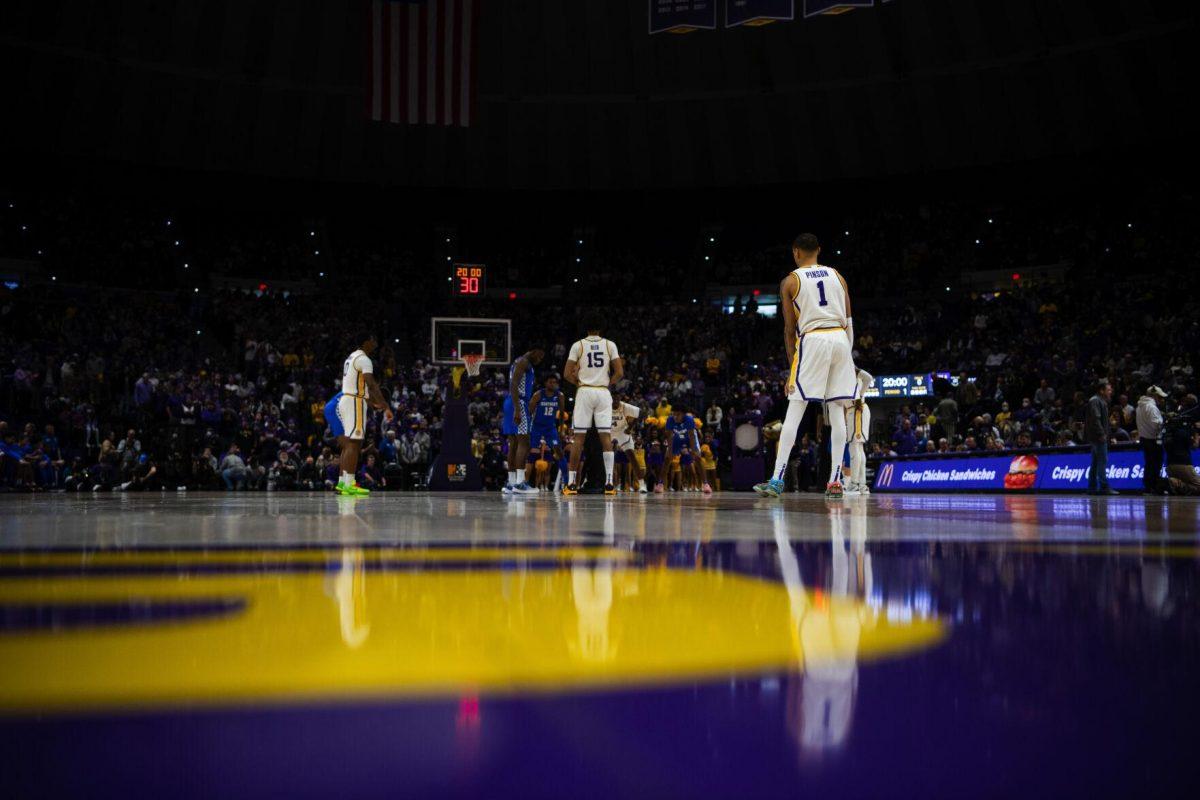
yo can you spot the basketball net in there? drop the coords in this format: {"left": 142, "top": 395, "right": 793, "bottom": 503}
{"left": 452, "top": 354, "right": 484, "bottom": 398}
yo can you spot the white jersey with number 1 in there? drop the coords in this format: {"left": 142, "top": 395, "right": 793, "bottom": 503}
{"left": 792, "top": 264, "right": 849, "bottom": 335}
{"left": 787, "top": 265, "right": 857, "bottom": 402}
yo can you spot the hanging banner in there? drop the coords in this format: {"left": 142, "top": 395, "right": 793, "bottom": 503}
{"left": 803, "top": 0, "right": 874, "bottom": 18}
{"left": 727, "top": 0, "right": 794, "bottom": 28}
{"left": 650, "top": 1, "right": 718, "bottom": 34}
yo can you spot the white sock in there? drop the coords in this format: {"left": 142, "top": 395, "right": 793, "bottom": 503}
{"left": 508, "top": 470, "right": 517, "bottom": 486}
{"left": 602, "top": 452, "right": 614, "bottom": 484}
{"left": 639, "top": 478, "right": 647, "bottom": 490}
{"left": 829, "top": 402, "right": 849, "bottom": 485}
{"left": 568, "top": 470, "right": 576, "bottom": 486}
{"left": 771, "top": 399, "right": 808, "bottom": 481}
{"left": 341, "top": 471, "right": 353, "bottom": 485}
{"left": 516, "top": 468, "right": 526, "bottom": 484}
{"left": 553, "top": 471, "right": 562, "bottom": 491}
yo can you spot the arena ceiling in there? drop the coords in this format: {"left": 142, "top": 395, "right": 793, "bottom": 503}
{"left": 2, "top": 0, "right": 1195, "bottom": 189}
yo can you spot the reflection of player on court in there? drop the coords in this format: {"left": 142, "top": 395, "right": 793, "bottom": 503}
{"left": 844, "top": 369, "right": 874, "bottom": 496}
{"left": 326, "top": 333, "right": 393, "bottom": 496}
{"left": 610, "top": 396, "right": 647, "bottom": 493}
{"left": 562, "top": 315, "right": 624, "bottom": 496}
{"left": 570, "top": 504, "right": 618, "bottom": 662}
{"left": 325, "top": 547, "right": 371, "bottom": 649}
{"left": 756, "top": 234, "right": 858, "bottom": 499}
{"left": 502, "top": 347, "right": 545, "bottom": 496}
{"left": 773, "top": 503, "right": 871, "bottom": 757}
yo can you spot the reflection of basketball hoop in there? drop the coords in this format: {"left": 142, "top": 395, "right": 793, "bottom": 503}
{"left": 461, "top": 354, "right": 484, "bottom": 378}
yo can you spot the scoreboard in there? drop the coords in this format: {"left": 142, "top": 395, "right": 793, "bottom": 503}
{"left": 451, "top": 263, "right": 486, "bottom": 298}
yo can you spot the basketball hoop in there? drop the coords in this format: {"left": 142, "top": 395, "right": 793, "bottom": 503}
{"left": 461, "top": 354, "right": 484, "bottom": 378}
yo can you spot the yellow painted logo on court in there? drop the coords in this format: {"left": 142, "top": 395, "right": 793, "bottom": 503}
{"left": 0, "top": 548, "right": 944, "bottom": 712}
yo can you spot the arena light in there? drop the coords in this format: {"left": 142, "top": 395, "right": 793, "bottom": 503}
{"left": 575, "top": 257, "right": 581, "bottom": 263}
{"left": 166, "top": 219, "right": 172, "bottom": 227}
{"left": 309, "top": 231, "right": 315, "bottom": 237}
{"left": 319, "top": 272, "right": 325, "bottom": 277}
{"left": 258, "top": 282, "right": 268, "bottom": 291}
{"left": 314, "top": 250, "right": 320, "bottom": 256}
{"left": 183, "top": 263, "right": 189, "bottom": 269}
{"left": 975, "top": 239, "right": 981, "bottom": 245}
{"left": 752, "top": 289, "right": 761, "bottom": 296}
{"left": 709, "top": 237, "right": 715, "bottom": 243}
{"left": 704, "top": 256, "right": 710, "bottom": 261}
{"left": 174, "top": 240, "right": 180, "bottom": 246}
{"left": 1011, "top": 273, "right": 1020, "bottom": 281}
{"left": 194, "top": 287, "right": 199, "bottom": 293}
{"left": 51, "top": 275, "right": 56, "bottom": 281}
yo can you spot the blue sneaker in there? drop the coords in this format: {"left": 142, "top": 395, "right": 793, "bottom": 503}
{"left": 502, "top": 484, "right": 514, "bottom": 494}
{"left": 753, "top": 479, "right": 786, "bottom": 498}
{"left": 513, "top": 481, "right": 540, "bottom": 496}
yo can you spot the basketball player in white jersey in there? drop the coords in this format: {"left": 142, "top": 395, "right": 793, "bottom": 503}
{"left": 755, "top": 233, "right": 857, "bottom": 499}
{"left": 610, "top": 396, "right": 647, "bottom": 493}
{"left": 843, "top": 369, "right": 874, "bottom": 496}
{"left": 336, "top": 332, "right": 392, "bottom": 496}
{"left": 562, "top": 316, "right": 623, "bottom": 496}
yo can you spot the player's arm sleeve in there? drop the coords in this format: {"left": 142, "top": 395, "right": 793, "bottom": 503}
{"left": 357, "top": 355, "right": 374, "bottom": 374}
{"left": 608, "top": 341, "right": 620, "bottom": 362}
{"left": 625, "top": 403, "right": 641, "bottom": 420}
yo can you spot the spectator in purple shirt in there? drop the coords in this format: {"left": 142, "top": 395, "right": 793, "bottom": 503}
{"left": 891, "top": 419, "right": 918, "bottom": 455}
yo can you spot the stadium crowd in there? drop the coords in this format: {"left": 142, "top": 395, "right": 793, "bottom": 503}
{"left": 3, "top": 188, "right": 1198, "bottom": 493}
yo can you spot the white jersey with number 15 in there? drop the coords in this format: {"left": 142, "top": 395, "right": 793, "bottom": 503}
{"left": 569, "top": 336, "right": 620, "bottom": 387}
{"left": 791, "top": 265, "right": 850, "bottom": 335}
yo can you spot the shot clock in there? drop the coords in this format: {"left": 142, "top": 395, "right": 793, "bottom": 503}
{"left": 451, "top": 263, "right": 486, "bottom": 297}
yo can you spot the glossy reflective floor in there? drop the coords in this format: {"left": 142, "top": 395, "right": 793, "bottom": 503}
{"left": 1, "top": 493, "right": 1198, "bottom": 798}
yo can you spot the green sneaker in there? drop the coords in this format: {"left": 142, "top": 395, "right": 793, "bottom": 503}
{"left": 349, "top": 483, "right": 370, "bottom": 496}
{"left": 753, "top": 479, "right": 785, "bottom": 498}
{"left": 335, "top": 481, "right": 362, "bottom": 496}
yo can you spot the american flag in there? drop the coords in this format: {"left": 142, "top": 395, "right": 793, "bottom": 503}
{"left": 368, "top": 0, "right": 479, "bottom": 127}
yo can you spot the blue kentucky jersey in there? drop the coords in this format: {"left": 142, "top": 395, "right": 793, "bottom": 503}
{"left": 665, "top": 414, "right": 697, "bottom": 443}
{"left": 533, "top": 389, "right": 559, "bottom": 429}
{"left": 510, "top": 359, "right": 536, "bottom": 400}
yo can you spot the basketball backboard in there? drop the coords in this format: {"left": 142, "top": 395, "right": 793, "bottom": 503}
{"left": 430, "top": 317, "right": 511, "bottom": 366}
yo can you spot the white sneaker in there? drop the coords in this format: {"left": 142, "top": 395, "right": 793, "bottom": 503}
{"left": 514, "top": 482, "right": 540, "bottom": 496}
{"left": 843, "top": 484, "right": 862, "bottom": 497}
{"left": 119, "top": 481, "right": 132, "bottom": 491}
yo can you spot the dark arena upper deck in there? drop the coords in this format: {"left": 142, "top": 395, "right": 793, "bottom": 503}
{"left": 2, "top": 1, "right": 1199, "bottom": 798}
